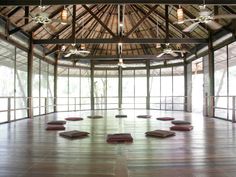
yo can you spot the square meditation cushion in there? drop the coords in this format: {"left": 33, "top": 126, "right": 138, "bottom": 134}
{"left": 107, "top": 133, "right": 133, "bottom": 143}
{"left": 137, "top": 115, "right": 152, "bottom": 118}
{"left": 146, "top": 130, "right": 176, "bottom": 138}
{"left": 171, "top": 120, "right": 191, "bottom": 125}
{"left": 156, "top": 117, "right": 175, "bottom": 121}
{"left": 46, "top": 125, "right": 65, "bottom": 131}
{"left": 59, "top": 130, "right": 89, "bottom": 139}
{"left": 170, "top": 125, "right": 193, "bottom": 131}
{"left": 47, "top": 120, "right": 66, "bottom": 125}
{"left": 65, "top": 117, "right": 83, "bottom": 121}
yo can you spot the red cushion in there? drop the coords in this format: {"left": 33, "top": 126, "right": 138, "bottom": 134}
{"left": 137, "top": 115, "right": 152, "bottom": 118}
{"left": 47, "top": 120, "right": 66, "bottom": 125}
{"left": 157, "top": 117, "right": 175, "bottom": 121}
{"left": 170, "top": 125, "right": 193, "bottom": 131}
{"left": 146, "top": 130, "right": 175, "bottom": 138}
{"left": 59, "top": 130, "right": 89, "bottom": 138}
{"left": 115, "top": 115, "right": 127, "bottom": 118}
{"left": 46, "top": 125, "right": 65, "bottom": 131}
{"left": 87, "top": 115, "right": 103, "bottom": 119}
{"left": 171, "top": 120, "right": 191, "bottom": 125}
{"left": 107, "top": 133, "right": 133, "bottom": 143}
{"left": 65, "top": 117, "right": 83, "bottom": 121}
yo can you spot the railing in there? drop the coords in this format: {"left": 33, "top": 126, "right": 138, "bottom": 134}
{"left": 205, "top": 96, "right": 236, "bottom": 122}
{"left": 150, "top": 96, "right": 188, "bottom": 111}
{"left": 1, "top": 95, "right": 236, "bottom": 124}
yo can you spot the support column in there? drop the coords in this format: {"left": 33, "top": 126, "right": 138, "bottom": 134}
{"left": 27, "top": 32, "right": 33, "bottom": 118}
{"left": 54, "top": 56, "right": 58, "bottom": 112}
{"left": 118, "top": 66, "right": 122, "bottom": 109}
{"left": 146, "top": 60, "right": 150, "bottom": 109}
{"left": 91, "top": 61, "right": 95, "bottom": 110}
{"left": 184, "top": 61, "right": 188, "bottom": 112}
{"left": 184, "top": 59, "right": 192, "bottom": 112}
{"left": 208, "top": 32, "right": 215, "bottom": 117}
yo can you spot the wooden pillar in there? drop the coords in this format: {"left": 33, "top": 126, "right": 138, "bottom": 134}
{"left": 118, "top": 66, "right": 122, "bottom": 109}
{"left": 27, "top": 32, "right": 33, "bottom": 118}
{"left": 208, "top": 32, "right": 215, "bottom": 117}
{"left": 184, "top": 60, "right": 188, "bottom": 112}
{"left": 146, "top": 60, "right": 150, "bottom": 110}
{"left": 54, "top": 56, "right": 58, "bottom": 112}
{"left": 91, "top": 61, "right": 95, "bottom": 110}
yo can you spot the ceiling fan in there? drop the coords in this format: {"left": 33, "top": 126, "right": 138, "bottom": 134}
{"left": 64, "top": 44, "right": 90, "bottom": 58}
{"left": 156, "top": 44, "right": 188, "bottom": 58}
{"left": 117, "top": 58, "right": 127, "bottom": 68}
{"left": 177, "top": 4, "right": 236, "bottom": 33}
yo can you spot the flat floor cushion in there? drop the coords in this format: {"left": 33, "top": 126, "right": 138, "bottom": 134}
{"left": 46, "top": 125, "right": 65, "bottom": 131}
{"left": 115, "top": 115, "right": 127, "bottom": 118}
{"left": 107, "top": 133, "right": 133, "bottom": 143}
{"left": 47, "top": 120, "right": 66, "bottom": 125}
{"left": 59, "top": 130, "right": 89, "bottom": 139}
{"left": 170, "top": 125, "right": 193, "bottom": 131}
{"left": 171, "top": 120, "right": 191, "bottom": 125}
{"left": 156, "top": 117, "right": 175, "bottom": 121}
{"left": 65, "top": 117, "right": 83, "bottom": 121}
{"left": 137, "top": 115, "right": 152, "bottom": 118}
{"left": 87, "top": 115, "right": 103, "bottom": 119}
{"left": 146, "top": 130, "right": 176, "bottom": 138}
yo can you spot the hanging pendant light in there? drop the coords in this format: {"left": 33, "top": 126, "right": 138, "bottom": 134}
{"left": 177, "top": 5, "right": 184, "bottom": 24}
{"left": 61, "top": 6, "right": 68, "bottom": 25}
{"left": 156, "top": 17, "right": 161, "bottom": 49}
{"left": 118, "top": 58, "right": 124, "bottom": 66}
{"left": 80, "top": 43, "right": 86, "bottom": 50}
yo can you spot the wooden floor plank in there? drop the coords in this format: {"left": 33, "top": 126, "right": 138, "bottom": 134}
{"left": 0, "top": 110, "right": 236, "bottom": 177}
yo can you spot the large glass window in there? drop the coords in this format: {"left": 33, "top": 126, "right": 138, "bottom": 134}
{"left": 0, "top": 40, "right": 15, "bottom": 122}
{"left": 107, "top": 70, "right": 118, "bottom": 109}
{"left": 214, "top": 46, "right": 228, "bottom": 119}
{"left": 57, "top": 67, "right": 69, "bottom": 111}
{"left": 150, "top": 69, "right": 161, "bottom": 109}
{"left": 122, "top": 70, "right": 135, "bottom": 109}
{"left": 15, "top": 48, "right": 28, "bottom": 119}
{"left": 69, "top": 68, "right": 80, "bottom": 111}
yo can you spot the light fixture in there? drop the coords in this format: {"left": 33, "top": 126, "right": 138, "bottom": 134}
{"left": 177, "top": 5, "right": 184, "bottom": 24}
{"left": 118, "top": 58, "right": 124, "bottom": 66}
{"left": 80, "top": 43, "right": 86, "bottom": 50}
{"left": 156, "top": 17, "right": 161, "bottom": 49}
{"left": 61, "top": 45, "right": 66, "bottom": 51}
{"left": 61, "top": 6, "right": 68, "bottom": 25}
{"left": 119, "top": 23, "right": 123, "bottom": 27}
{"left": 156, "top": 43, "right": 161, "bottom": 49}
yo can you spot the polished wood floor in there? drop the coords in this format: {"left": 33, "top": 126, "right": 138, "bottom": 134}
{"left": 1, "top": 110, "right": 236, "bottom": 177}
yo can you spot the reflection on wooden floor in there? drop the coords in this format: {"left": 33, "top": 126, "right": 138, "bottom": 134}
{"left": 0, "top": 110, "right": 236, "bottom": 177}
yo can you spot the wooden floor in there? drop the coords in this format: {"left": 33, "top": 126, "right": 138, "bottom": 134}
{"left": 1, "top": 110, "right": 236, "bottom": 177}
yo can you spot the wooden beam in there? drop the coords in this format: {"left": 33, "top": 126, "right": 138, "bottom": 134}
{"left": 33, "top": 37, "right": 208, "bottom": 45}
{"left": 1, "top": 0, "right": 235, "bottom": 6}
{"left": 125, "top": 5, "right": 158, "bottom": 37}
{"left": 82, "top": 5, "right": 116, "bottom": 37}
{"left": 7, "top": 7, "right": 22, "bottom": 18}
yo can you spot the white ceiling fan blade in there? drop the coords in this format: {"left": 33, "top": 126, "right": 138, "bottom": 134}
{"left": 213, "top": 14, "right": 236, "bottom": 19}
{"left": 51, "top": 19, "right": 72, "bottom": 24}
{"left": 206, "top": 20, "right": 222, "bottom": 30}
{"left": 170, "top": 52, "right": 178, "bottom": 57}
{"left": 64, "top": 53, "right": 72, "bottom": 57}
{"left": 174, "top": 18, "right": 197, "bottom": 24}
{"left": 156, "top": 53, "right": 165, "bottom": 58}
{"left": 183, "top": 21, "right": 200, "bottom": 32}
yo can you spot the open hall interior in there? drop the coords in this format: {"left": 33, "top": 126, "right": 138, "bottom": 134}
{"left": 1, "top": 0, "right": 236, "bottom": 177}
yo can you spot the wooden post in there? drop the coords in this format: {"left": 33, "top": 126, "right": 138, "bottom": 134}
{"left": 232, "top": 96, "right": 236, "bottom": 123}
{"left": 27, "top": 32, "right": 33, "bottom": 118}
{"left": 7, "top": 98, "right": 11, "bottom": 122}
{"left": 146, "top": 60, "right": 150, "bottom": 110}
